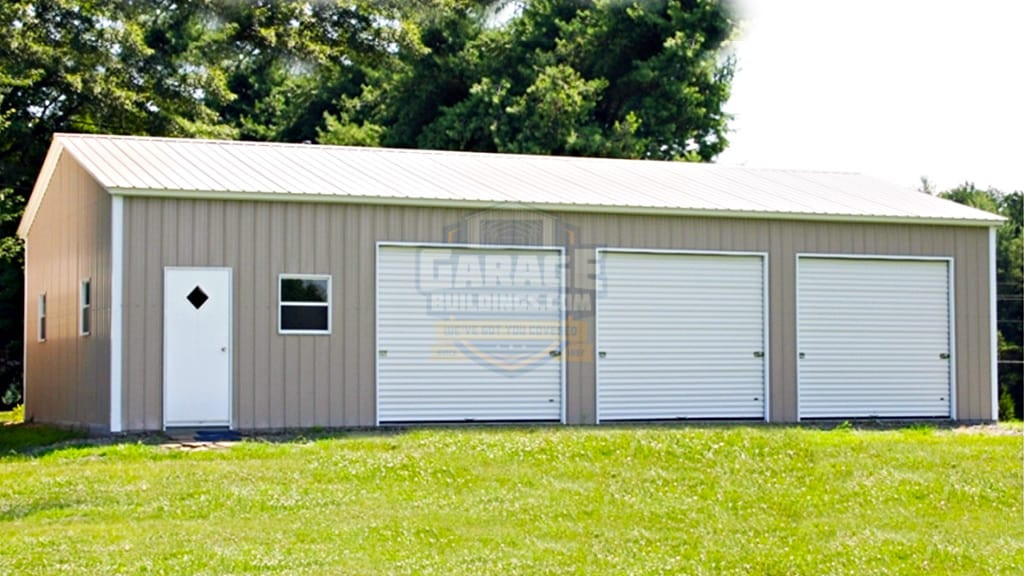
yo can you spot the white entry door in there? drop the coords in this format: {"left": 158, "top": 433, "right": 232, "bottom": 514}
{"left": 164, "top": 267, "right": 232, "bottom": 427}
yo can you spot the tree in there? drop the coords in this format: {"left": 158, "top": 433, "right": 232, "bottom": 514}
{"left": 940, "top": 184, "right": 1023, "bottom": 419}
{"left": 321, "top": 0, "right": 736, "bottom": 160}
{"left": 206, "top": 0, "right": 411, "bottom": 143}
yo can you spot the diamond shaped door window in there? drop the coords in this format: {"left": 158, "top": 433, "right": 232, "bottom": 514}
{"left": 187, "top": 286, "right": 209, "bottom": 310}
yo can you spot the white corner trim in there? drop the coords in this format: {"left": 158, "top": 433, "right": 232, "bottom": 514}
{"left": 22, "top": 241, "right": 29, "bottom": 413}
{"left": 110, "top": 196, "right": 124, "bottom": 433}
{"left": 762, "top": 252, "right": 771, "bottom": 423}
{"left": 989, "top": 227, "right": 998, "bottom": 421}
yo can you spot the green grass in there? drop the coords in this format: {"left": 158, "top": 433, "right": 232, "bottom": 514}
{"left": 0, "top": 425, "right": 1021, "bottom": 575}
{"left": 0, "top": 407, "right": 21, "bottom": 425}
{"left": 0, "top": 408, "right": 86, "bottom": 454}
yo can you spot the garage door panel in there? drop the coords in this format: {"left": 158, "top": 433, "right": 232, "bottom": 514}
{"left": 798, "top": 258, "right": 951, "bottom": 419}
{"left": 597, "top": 252, "right": 767, "bottom": 421}
{"left": 377, "top": 245, "right": 563, "bottom": 423}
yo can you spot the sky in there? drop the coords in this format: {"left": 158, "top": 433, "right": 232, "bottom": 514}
{"left": 717, "top": 0, "right": 1024, "bottom": 193}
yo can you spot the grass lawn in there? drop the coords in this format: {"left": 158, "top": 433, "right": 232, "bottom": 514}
{"left": 0, "top": 422, "right": 1021, "bottom": 575}
{"left": 0, "top": 407, "right": 85, "bottom": 454}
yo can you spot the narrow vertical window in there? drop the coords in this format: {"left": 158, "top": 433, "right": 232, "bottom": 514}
{"left": 38, "top": 293, "right": 47, "bottom": 342}
{"left": 80, "top": 279, "right": 91, "bottom": 336}
{"left": 279, "top": 275, "right": 331, "bottom": 334}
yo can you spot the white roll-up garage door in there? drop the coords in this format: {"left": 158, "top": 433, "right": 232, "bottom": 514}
{"left": 596, "top": 251, "right": 767, "bottom": 421}
{"left": 797, "top": 257, "right": 952, "bottom": 419}
{"left": 377, "top": 245, "right": 564, "bottom": 423}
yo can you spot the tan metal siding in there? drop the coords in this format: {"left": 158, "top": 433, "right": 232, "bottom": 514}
{"left": 22, "top": 152, "right": 111, "bottom": 429}
{"left": 119, "top": 200, "right": 994, "bottom": 430}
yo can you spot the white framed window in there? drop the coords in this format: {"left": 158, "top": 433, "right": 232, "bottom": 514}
{"left": 80, "top": 279, "right": 92, "bottom": 336}
{"left": 38, "top": 293, "right": 47, "bottom": 342}
{"left": 278, "top": 274, "right": 331, "bottom": 334}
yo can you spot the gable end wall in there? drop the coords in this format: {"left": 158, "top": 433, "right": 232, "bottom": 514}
{"left": 22, "top": 152, "right": 112, "bottom": 430}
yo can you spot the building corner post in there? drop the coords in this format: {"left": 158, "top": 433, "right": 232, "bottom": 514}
{"left": 110, "top": 196, "right": 124, "bottom": 433}
{"left": 989, "top": 226, "right": 998, "bottom": 422}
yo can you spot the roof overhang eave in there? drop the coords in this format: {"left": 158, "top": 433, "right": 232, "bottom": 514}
{"left": 107, "top": 187, "right": 1006, "bottom": 228}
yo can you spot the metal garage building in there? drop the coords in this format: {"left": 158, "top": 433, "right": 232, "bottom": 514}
{"left": 17, "top": 134, "right": 1003, "bottom": 432}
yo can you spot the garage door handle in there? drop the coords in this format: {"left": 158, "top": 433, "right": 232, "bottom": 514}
{"left": 798, "top": 352, "right": 805, "bottom": 359}
{"left": 379, "top": 350, "right": 388, "bottom": 358}
{"left": 753, "top": 351, "right": 764, "bottom": 358}
{"left": 598, "top": 351, "right": 607, "bottom": 359}
{"left": 549, "top": 349, "right": 561, "bottom": 358}
{"left": 939, "top": 353, "right": 950, "bottom": 359}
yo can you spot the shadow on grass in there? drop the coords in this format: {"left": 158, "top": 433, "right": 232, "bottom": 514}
{"left": 0, "top": 423, "right": 90, "bottom": 456}
{"left": 0, "top": 423, "right": 179, "bottom": 459}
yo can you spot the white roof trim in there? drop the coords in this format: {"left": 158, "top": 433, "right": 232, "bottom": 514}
{"left": 106, "top": 187, "right": 1003, "bottom": 227}
{"left": 16, "top": 139, "right": 65, "bottom": 238}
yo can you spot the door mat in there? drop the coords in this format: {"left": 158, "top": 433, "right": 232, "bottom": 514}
{"left": 194, "top": 429, "right": 243, "bottom": 442}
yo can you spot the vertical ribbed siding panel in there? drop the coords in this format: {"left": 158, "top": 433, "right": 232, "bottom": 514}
{"left": 136, "top": 202, "right": 153, "bottom": 429}
{"left": 357, "top": 208, "right": 375, "bottom": 424}
{"left": 232, "top": 201, "right": 253, "bottom": 429}
{"left": 296, "top": 205, "right": 313, "bottom": 427}
{"left": 797, "top": 258, "right": 951, "bottom": 418}
{"left": 776, "top": 222, "right": 798, "bottom": 422}
{"left": 976, "top": 228, "right": 993, "bottom": 419}
{"left": 596, "top": 252, "right": 766, "bottom": 420}
{"left": 282, "top": 205, "right": 300, "bottom": 427}
{"left": 958, "top": 231, "right": 986, "bottom": 418}
{"left": 341, "top": 208, "right": 361, "bottom": 425}
{"left": 954, "top": 233, "right": 971, "bottom": 418}
{"left": 568, "top": 236, "right": 595, "bottom": 424}
{"left": 572, "top": 214, "right": 601, "bottom": 425}
{"left": 268, "top": 204, "right": 287, "bottom": 428}
{"left": 252, "top": 203, "right": 272, "bottom": 428}
{"left": 314, "top": 206, "right": 331, "bottom": 426}
{"left": 327, "top": 205, "right": 346, "bottom": 426}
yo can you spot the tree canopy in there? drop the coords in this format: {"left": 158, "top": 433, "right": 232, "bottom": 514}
{"left": 320, "top": 0, "right": 735, "bottom": 160}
